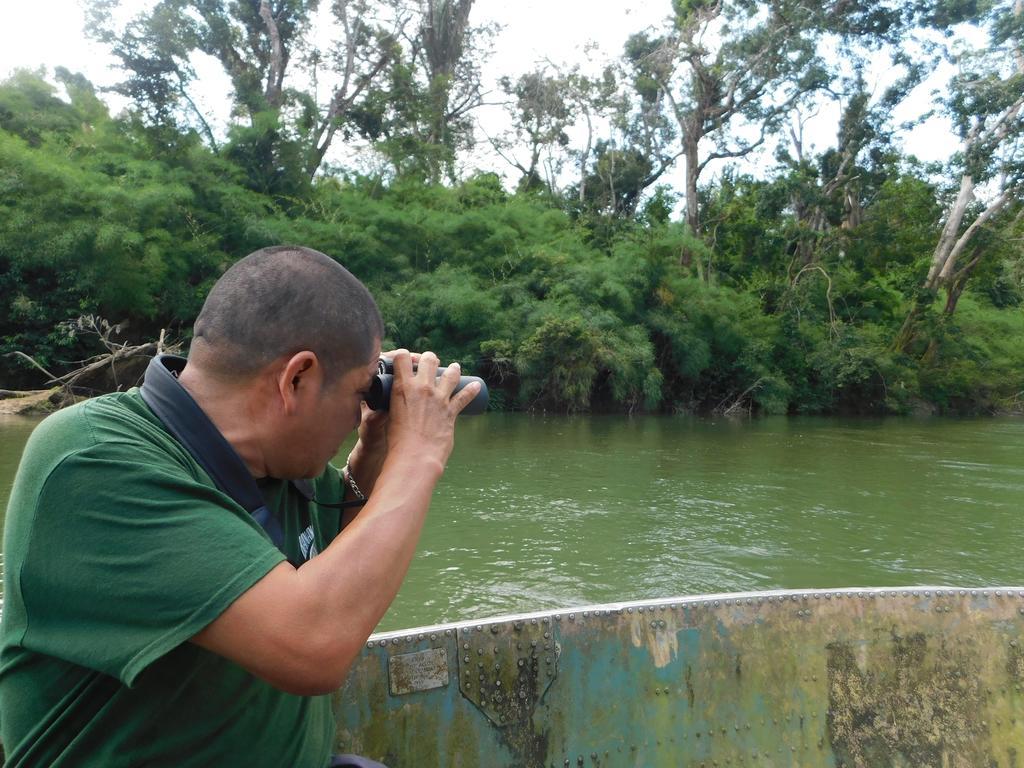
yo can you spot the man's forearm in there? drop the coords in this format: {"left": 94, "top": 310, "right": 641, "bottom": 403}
{"left": 295, "top": 451, "right": 444, "bottom": 681}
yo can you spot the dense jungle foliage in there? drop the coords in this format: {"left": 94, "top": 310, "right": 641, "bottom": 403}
{"left": 1, "top": 0, "right": 1023, "bottom": 415}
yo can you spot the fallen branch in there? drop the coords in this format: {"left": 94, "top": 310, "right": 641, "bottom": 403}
{"left": 5, "top": 351, "right": 59, "bottom": 381}
{"left": 7, "top": 321, "right": 179, "bottom": 407}
{"left": 47, "top": 341, "right": 162, "bottom": 391}
{"left": 715, "top": 377, "right": 765, "bottom": 416}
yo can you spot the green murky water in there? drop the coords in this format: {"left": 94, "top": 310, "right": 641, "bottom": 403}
{"left": 3, "top": 413, "right": 1022, "bottom": 632}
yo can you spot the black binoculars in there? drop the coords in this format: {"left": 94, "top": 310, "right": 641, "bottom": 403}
{"left": 364, "top": 358, "right": 488, "bottom": 415}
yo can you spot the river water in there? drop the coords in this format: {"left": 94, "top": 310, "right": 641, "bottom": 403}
{"left": 2, "top": 412, "right": 1022, "bottom": 632}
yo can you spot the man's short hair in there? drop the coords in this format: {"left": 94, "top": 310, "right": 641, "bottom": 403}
{"left": 190, "top": 246, "right": 383, "bottom": 382}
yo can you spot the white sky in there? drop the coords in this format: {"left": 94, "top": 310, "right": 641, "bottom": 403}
{"left": 2, "top": 0, "right": 963, "bottom": 197}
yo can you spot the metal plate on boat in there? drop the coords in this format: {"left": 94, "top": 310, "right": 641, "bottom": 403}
{"left": 388, "top": 647, "right": 450, "bottom": 696}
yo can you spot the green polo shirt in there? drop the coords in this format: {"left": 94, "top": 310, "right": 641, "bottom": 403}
{"left": 0, "top": 389, "right": 347, "bottom": 766}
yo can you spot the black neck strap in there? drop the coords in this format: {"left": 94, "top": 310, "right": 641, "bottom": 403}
{"left": 141, "top": 356, "right": 265, "bottom": 510}
{"left": 139, "top": 354, "right": 337, "bottom": 564}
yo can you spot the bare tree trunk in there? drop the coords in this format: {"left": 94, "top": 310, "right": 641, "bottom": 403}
{"left": 939, "top": 188, "right": 1013, "bottom": 282}
{"left": 843, "top": 186, "right": 863, "bottom": 229}
{"left": 578, "top": 108, "right": 592, "bottom": 203}
{"left": 258, "top": 0, "right": 286, "bottom": 109}
{"left": 684, "top": 137, "right": 700, "bottom": 240}
{"left": 925, "top": 174, "right": 975, "bottom": 289}
{"left": 943, "top": 246, "right": 984, "bottom": 315}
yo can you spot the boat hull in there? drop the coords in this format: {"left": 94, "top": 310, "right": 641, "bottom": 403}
{"left": 335, "top": 587, "right": 1024, "bottom": 767}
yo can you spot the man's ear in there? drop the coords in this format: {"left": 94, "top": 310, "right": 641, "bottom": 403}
{"left": 276, "top": 351, "right": 320, "bottom": 415}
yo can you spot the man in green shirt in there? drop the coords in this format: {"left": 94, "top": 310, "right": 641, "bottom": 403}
{"left": 0, "top": 246, "right": 480, "bottom": 766}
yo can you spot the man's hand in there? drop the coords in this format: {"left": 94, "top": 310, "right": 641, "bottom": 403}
{"left": 386, "top": 349, "right": 480, "bottom": 472}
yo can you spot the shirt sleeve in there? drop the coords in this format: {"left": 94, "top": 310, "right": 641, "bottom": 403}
{"left": 18, "top": 443, "right": 286, "bottom": 687}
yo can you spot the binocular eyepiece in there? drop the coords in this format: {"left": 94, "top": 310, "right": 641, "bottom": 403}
{"left": 364, "top": 358, "right": 488, "bottom": 415}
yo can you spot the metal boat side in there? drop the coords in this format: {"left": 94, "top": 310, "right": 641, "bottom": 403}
{"left": 335, "top": 586, "right": 1024, "bottom": 767}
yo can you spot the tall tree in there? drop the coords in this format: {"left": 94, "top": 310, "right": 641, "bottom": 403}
{"left": 636, "top": 0, "right": 903, "bottom": 240}
{"left": 369, "top": 0, "right": 488, "bottom": 182}
{"left": 896, "top": 0, "right": 1024, "bottom": 348}
{"left": 570, "top": 47, "right": 679, "bottom": 217}
{"left": 492, "top": 69, "right": 573, "bottom": 193}
{"left": 563, "top": 64, "right": 620, "bottom": 204}
{"left": 88, "top": 0, "right": 402, "bottom": 180}
{"left": 777, "top": 64, "right": 922, "bottom": 266}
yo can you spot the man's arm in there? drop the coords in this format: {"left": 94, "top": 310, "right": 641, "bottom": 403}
{"left": 191, "top": 352, "right": 478, "bottom": 695}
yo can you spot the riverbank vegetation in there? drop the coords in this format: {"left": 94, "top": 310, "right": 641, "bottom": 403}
{"left": 1, "top": 0, "right": 1022, "bottom": 415}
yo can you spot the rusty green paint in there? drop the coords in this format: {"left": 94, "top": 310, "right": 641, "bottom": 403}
{"left": 335, "top": 588, "right": 1024, "bottom": 767}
